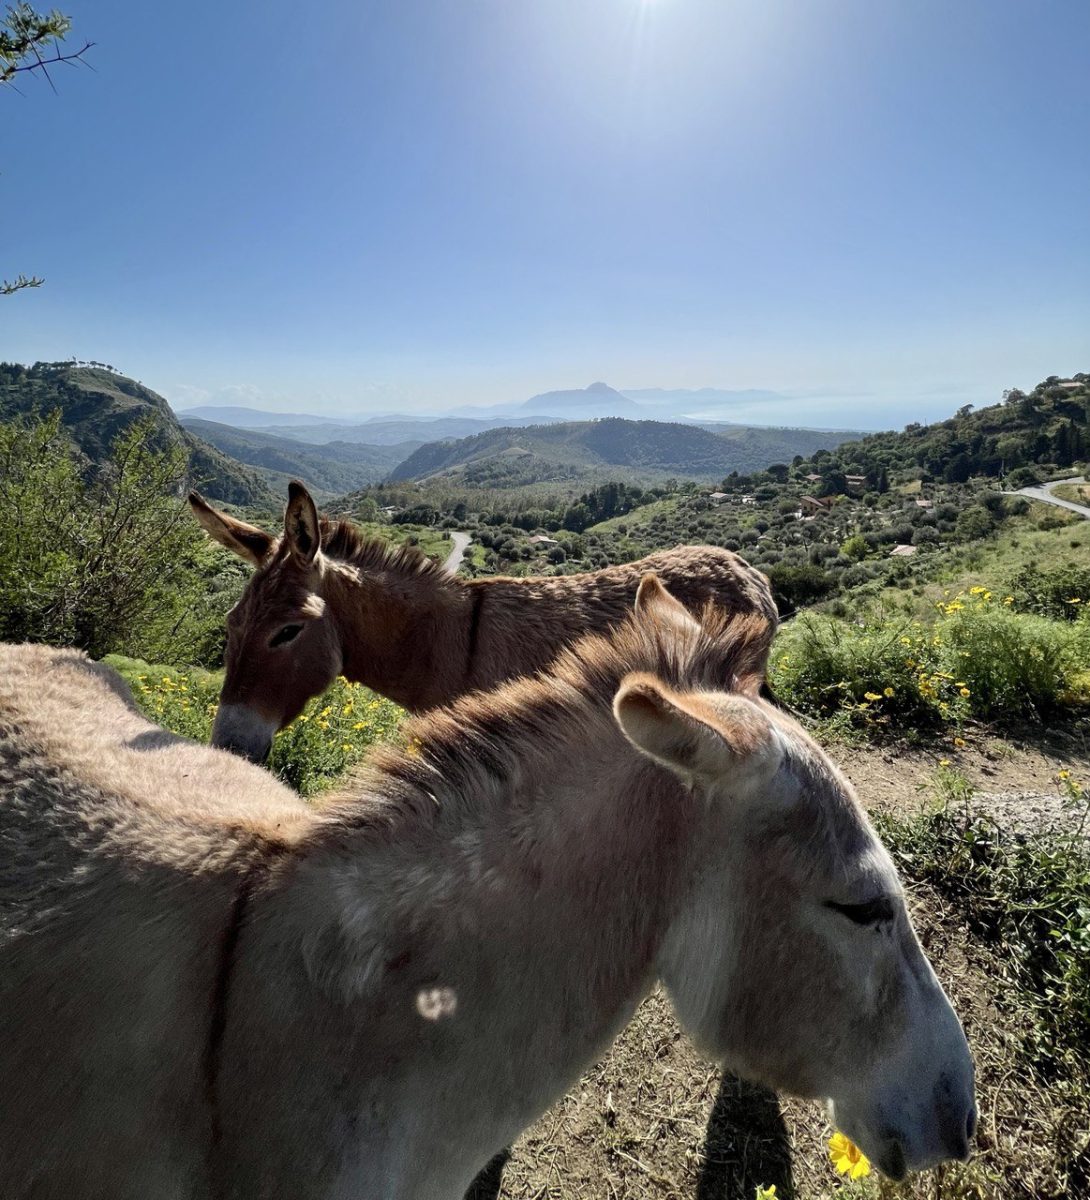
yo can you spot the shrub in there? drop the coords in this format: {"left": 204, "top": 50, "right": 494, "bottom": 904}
{"left": 108, "top": 660, "right": 404, "bottom": 797}
{"left": 771, "top": 589, "right": 1090, "bottom": 729}
{"left": 878, "top": 801, "right": 1090, "bottom": 1086}
{"left": 0, "top": 412, "right": 235, "bottom": 665}
{"left": 1007, "top": 564, "right": 1090, "bottom": 621}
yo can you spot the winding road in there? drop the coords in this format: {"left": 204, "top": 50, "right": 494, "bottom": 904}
{"left": 443, "top": 531, "right": 473, "bottom": 573}
{"left": 1014, "top": 475, "right": 1090, "bottom": 520}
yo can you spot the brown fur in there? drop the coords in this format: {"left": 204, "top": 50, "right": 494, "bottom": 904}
{"left": 190, "top": 486, "right": 777, "bottom": 759}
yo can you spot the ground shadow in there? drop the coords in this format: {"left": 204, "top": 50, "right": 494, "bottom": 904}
{"left": 696, "top": 1073, "right": 794, "bottom": 1200}
{"left": 464, "top": 1149, "right": 510, "bottom": 1200}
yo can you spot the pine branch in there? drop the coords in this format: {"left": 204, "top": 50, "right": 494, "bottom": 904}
{"left": 1, "top": 273, "right": 44, "bottom": 294}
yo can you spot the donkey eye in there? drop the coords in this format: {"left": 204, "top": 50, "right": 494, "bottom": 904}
{"left": 269, "top": 623, "right": 303, "bottom": 648}
{"left": 825, "top": 896, "right": 896, "bottom": 926}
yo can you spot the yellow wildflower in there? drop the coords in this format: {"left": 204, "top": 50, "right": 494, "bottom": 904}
{"left": 318, "top": 720, "right": 330, "bottom": 730}
{"left": 939, "top": 759, "right": 951, "bottom": 767}
{"left": 959, "top": 687, "right": 971, "bottom": 698}
{"left": 342, "top": 743, "right": 352, "bottom": 752}
{"left": 828, "top": 1132, "right": 871, "bottom": 1180}
{"left": 755, "top": 1187, "right": 777, "bottom": 1200}
{"left": 864, "top": 691, "right": 882, "bottom": 702}
{"left": 969, "top": 586, "right": 986, "bottom": 595}
{"left": 883, "top": 687, "right": 895, "bottom": 697}
{"left": 953, "top": 736, "right": 966, "bottom": 748}
{"left": 353, "top": 721, "right": 366, "bottom": 730}
{"left": 1058, "top": 770, "right": 1071, "bottom": 781}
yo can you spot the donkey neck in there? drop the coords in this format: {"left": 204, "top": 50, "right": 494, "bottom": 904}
{"left": 284, "top": 721, "right": 700, "bottom": 1197}
{"left": 322, "top": 557, "right": 473, "bottom": 712}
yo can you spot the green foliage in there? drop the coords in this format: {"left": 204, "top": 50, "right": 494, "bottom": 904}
{"left": 0, "top": 411, "right": 241, "bottom": 663}
{"left": 0, "top": 361, "right": 274, "bottom": 505}
{"left": 1, "top": 3, "right": 72, "bottom": 83}
{"left": 771, "top": 589, "right": 1090, "bottom": 729}
{"left": 389, "top": 417, "right": 863, "bottom": 489}
{"left": 766, "top": 564, "right": 837, "bottom": 613}
{"left": 1007, "top": 563, "right": 1090, "bottom": 621}
{"left": 877, "top": 800, "right": 1090, "bottom": 1086}
{"left": 180, "top": 417, "right": 410, "bottom": 496}
{"left": 267, "top": 681, "right": 403, "bottom": 795}
{"left": 107, "top": 660, "right": 406, "bottom": 798}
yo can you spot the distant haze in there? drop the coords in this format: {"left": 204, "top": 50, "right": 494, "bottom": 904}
{"left": 175, "top": 379, "right": 956, "bottom": 433}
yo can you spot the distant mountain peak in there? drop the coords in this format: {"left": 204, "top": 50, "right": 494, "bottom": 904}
{"left": 519, "top": 382, "right": 640, "bottom": 417}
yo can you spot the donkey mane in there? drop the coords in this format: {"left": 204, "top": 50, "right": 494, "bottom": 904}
{"left": 324, "top": 606, "right": 774, "bottom": 838}
{"left": 318, "top": 518, "right": 452, "bottom": 582}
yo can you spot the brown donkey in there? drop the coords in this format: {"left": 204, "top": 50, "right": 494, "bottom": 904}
{"left": 0, "top": 578, "right": 974, "bottom": 1198}
{"left": 190, "top": 482, "right": 777, "bottom": 761}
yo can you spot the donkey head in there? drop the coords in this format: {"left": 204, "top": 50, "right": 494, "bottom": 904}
{"left": 614, "top": 576, "right": 975, "bottom": 1180}
{"left": 189, "top": 483, "right": 342, "bottom": 763}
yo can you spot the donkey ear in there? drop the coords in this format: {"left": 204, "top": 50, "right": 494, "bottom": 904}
{"left": 614, "top": 673, "right": 781, "bottom": 782}
{"left": 634, "top": 573, "right": 699, "bottom": 632}
{"left": 284, "top": 480, "right": 322, "bottom": 566}
{"left": 189, "top": 491, "right": 274, "bottom": 567}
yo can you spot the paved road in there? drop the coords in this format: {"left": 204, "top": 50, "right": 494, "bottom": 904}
{"left": 443, "top": 531, "right": 473, "bottom": 573}
{"left": 1015, "top": 475, "right": 1090, "bottom": 520}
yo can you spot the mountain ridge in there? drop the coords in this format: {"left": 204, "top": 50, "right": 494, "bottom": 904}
{"left": 0, "top": 362, "right": 274, "bottom": 506}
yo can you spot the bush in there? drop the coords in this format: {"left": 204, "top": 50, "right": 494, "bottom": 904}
{"left": 1008, "top": 564, "right": 1090, "bottom": 621}
{"left": 0, "top": 412, "right": 234, "bottom": 665}
{"left": 109, "top": 658, "right": 405, "bottom": 798}
{"left": 771, "top": 588, "right": 1090, "bottom": 729}
{"left": 878, "top": 800, "right": 1090, "bottom": 1085}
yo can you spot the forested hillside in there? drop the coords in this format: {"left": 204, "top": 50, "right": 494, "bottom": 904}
{"left": 179, "top": 418, "right": 420, "bottom": 497}
{"left": 390, "top": 417, "right": 861, "bottom": 486}
{"left": 792, "top": 374, "right": 1089, "bottom": 486}
{"left": 0, "top": 362, "right": 273, "bottom": 505}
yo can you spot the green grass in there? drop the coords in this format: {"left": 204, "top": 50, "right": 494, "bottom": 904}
{"left": 1052, "top": 481, "right": 1090, "bottom": 506}
{"left": 105, "top": 655, "right": 405, "bottom": 796}
{"left": 771, "top": 589, "right": 1090, "bottom": 732}
{"left": 854, "top": 510, "right": 1089, "bottom": 621}
{"left": 878, "top": 794, "right": 1090, "bottom": 1090}
{"left": 346, "top": 521, "right": 453, "bottom": 562}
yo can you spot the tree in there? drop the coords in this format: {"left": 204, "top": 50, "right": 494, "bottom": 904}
{"left": 0, "top": 412, "right": 228, "bottom": 662}
{"left": 2, "top": 4, "right": 93, "bottom": 294}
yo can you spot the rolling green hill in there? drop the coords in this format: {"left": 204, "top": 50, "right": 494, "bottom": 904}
{"left": 389, "top": 418, "right": 861, "bottom": 487}
{"left": 0, "top": 362, "right": 273, "bottom": 506}
{"left": 179, "top": 418, "right": 421, "bottom": 497}
{"left": 791, "top": 374, "right": 1089, "bottom": 485}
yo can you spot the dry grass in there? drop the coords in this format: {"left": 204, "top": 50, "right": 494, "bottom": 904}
{"left": 468, "top": 855, "right": 1088, "bottom": 1200}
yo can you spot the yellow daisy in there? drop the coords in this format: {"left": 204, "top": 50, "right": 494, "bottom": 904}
{"left": 829, "top": 1132, "right": 871, "bottom": 1180}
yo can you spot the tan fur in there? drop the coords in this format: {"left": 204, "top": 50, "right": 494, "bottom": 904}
{"left": 0, "top": 592, "right": 973, "bottom": 1198}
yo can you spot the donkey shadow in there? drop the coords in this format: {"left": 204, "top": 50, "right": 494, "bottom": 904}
{"left": 696, "top": 1074, "right": 795, "bottom": 1200}
{"left": 464, "top": 1073, "right": 793, "bottom": 1200}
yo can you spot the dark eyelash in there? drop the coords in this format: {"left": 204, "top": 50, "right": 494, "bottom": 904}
{"left": 270, "top": 624, "right": 303, "bottom": 648}
{"left": 826, "top": 896, "right": 896, "bottom": 926}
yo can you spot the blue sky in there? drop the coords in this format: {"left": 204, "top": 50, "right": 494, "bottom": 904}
{"left": 2, "top": 0, "right": 1087, "bottom": 427}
